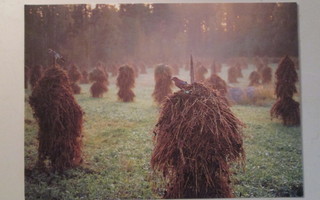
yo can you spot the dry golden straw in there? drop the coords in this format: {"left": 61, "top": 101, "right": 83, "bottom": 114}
{"left": 29, "top": 65, "right": 84, "bottom": 172}
{"left": 151, "top": 82, "right": 245, "bottom": 198}
{"left": 152, "top": 64, "right": 173, "bottom": 104}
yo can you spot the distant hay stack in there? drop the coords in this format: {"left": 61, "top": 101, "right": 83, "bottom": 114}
{"left": 261, "top": 65, "right": 272, "bottom": 84}
{"left": 271, "top": 56, "right": 300, "bottom": 126}
{"left": 256, "top": 62, "right": 265, "bottom": 74}
{"left": 80, "top": 70, "right": 89, "bottom": 84}
{"left": 30, "top": 64, "right": 43, "bottom": 88}
{"left": 206, "top": 74, "right": 228, "bottom": 96}
{"left": 227, "top": 66, "right": 238, "bottom": 83}
{"left": 89, "top": 67, "right": 109, "bottom": 98}
{"left": 151, "top": 83, "right": 245, "bottom": 198}
{"left": 116, "top": 65, "right": 135, "bottom": 102}
{"left": 152, "top": 64, "right": 173, "bottom": 104}
{"left": 235, "top": 63, "right": 243, "bottom": 78}
{"left": 29, "top": 65, "right": 84, "bottom": 172}
{"left": 211, "top": 61, "right": 221, "bottom": 74}
{"left": 68, "top": 64, "right": 82, "bottom": 94}
{"left": 195, "top": 64, "right": 208, "bottom": 82}
{"left": 249, "top": 71, "right": 261, "bottom": 86}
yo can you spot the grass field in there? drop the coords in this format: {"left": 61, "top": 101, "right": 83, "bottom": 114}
{"left": 25, "top": 65, "right": 303, "bottom": 199}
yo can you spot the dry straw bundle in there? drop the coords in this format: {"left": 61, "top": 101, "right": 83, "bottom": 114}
{"left": 235, "top": 63, "right": 243, "bottom": 78}
{"left": 256, "top": 62, "right": 265, "bottom": 74}
{"left": 271, "top": 55, "right": 300, "bottom": 126}
{"left": 116, "top": 65, "right": 135, "bottom": 102}
{"left": 80, "top": 69, "right": 89, "bottom": 84}
{"left": 152, "top": 64, "right": 173, "bottom": 104}
{"left": 68, "top": 64, "right": 82, "bottom": 94}
{"left": 274, "top": 56, "right": 298, "bottom": 98}
{"left": 89, "top": 68, "right": 109, "bottom": 98}
{"left": 261, "top": 65, "right": 272, "bottom": 84}
{"left": 211, "top": 61, "right": 221, "bottom": 74}
{"left": 30, "top": 64, "right": 43, "bottom": 88}
{"left": 195, "top": 64, "right": 208, "bottom": 82}
{"left": 249, "top": 71, "right": 261, "bottom": 86}
{"left": 206, "top": 74, "right": 228, "bottom": 96}
{"left": 271, "top": 97, "right": 300, "bottom": 126}
{"left": 228, "top": 66, "right": 239, "bottom": 83}
{"left": 29, "top": 65, "right": 84, "bottom": 172}
{"left": 151, "top": 83, "right": 245, "bottom": 198}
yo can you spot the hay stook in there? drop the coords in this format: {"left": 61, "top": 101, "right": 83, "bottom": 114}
{"left": 274, "top": 56, "right": 298, "bottom": 98}
{"left": 29, "top": 64, "right": 43, "bottom": 88}
{"left": 80, "top": 69, "right": 89, "bottom": 84}
{"left": 152, "top": 64, "right": 173, "bottom": 104}
{"left": 261, "top": 65, "right": 272, "bottom": 84}
{"left": 68, "top": 64, "right": 82, "bottom": 94}
{"left": 89, "top": 67, "right": 109, "bottom": 98}
{"left": 235, "top": 63, "right": 243, "bottom": 78}
{"left": 249, "top": 70, "right": 261, "bottom": 86}
{"left": 211, "top": 61, "right": 221, "bottom": 74}
{"left": 271, "top": 55, "right": 300, "bottom": 126}
{"left": 151, "top": 82, "right": 245, "bottom": 198}
{"left": 195, "top": 63, "right": 208, "bottom": 82}
{"left": 271, "top": 97, "right": 300, "bottom": 126}
{"left": 29, "top": 65, "right": 84, "bottom": 172}
{"left": 206, "top": 74, "right": 228, "bottom": 96}
{"left": 116, "top": 65, "right": 135, "bottom": 102}
{"left": 227, "top": 66, "right": 239, "bottom": 83}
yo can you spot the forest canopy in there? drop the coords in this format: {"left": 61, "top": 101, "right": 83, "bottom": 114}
{"left": 25, "top": 3, "right": 298, "bottom": 68}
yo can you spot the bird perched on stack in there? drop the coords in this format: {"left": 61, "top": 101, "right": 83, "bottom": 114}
{"left": 171, "top": 77, "right": 190, "bottom": 91}
{"left": 48, "top": 48, "right": 66, "bottom": 63}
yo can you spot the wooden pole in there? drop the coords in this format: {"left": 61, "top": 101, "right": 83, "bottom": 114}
{"left": 190, "top": 55, "right": 194, "bottom": 84}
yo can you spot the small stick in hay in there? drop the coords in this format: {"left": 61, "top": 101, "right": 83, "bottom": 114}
{"left": 29, "top": 65, "right": 84, "bottom": 172}
{"left": 151, "top": 82, "right": 245, "bottom": 198}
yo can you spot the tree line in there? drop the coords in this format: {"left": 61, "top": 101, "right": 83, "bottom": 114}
{"left": 25, "top": 3, "right": 298, "bottom": 69}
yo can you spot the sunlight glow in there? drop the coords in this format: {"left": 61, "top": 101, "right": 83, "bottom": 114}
{"left": 90, "top": 3, "right": 96, "bottom": 9}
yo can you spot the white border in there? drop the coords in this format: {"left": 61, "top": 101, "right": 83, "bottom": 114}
{"left": 1, "top": 0, "right": 319, "bottom": 199}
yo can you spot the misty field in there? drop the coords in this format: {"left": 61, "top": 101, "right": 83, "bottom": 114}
{"left": 24, "top": 64, "right": 303, "bottom": 199}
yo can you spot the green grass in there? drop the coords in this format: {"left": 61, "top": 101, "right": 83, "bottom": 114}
{"left": 25, "top": 66, "right": 303, "bottom": 199}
